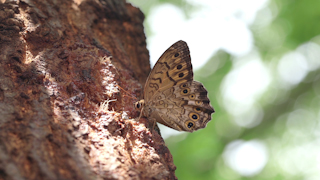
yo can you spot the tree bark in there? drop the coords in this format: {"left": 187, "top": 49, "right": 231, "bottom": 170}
{"left": 0, "top": 0, "right": 176, "bottom": 179}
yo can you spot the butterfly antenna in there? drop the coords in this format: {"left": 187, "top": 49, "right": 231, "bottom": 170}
{"left": 116, "top": 85, "right": 138, "bottom": 100}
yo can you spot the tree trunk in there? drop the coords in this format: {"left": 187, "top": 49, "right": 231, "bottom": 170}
{"left": 0, "top": 0, "right": 177, "bottom": 179}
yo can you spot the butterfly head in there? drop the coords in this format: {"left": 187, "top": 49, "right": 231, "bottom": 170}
{"left": 134, "top": 100, "right": 145, "bottom": 110}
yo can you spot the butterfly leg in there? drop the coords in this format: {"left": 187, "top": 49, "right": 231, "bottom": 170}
{"left": 136, "top": 107, "right": 162, "bottom": 135}
{"left": 148, "top": 117, "right": 161, "bottom": 136}
{"left": 153, "top": 123, "right": 161, "bottom": 136}
{"left": 135, "top": 106, "right": 145, "bottom": 122}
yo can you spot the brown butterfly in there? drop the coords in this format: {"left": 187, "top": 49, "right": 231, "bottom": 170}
{"left": 135, "top": 40, "right": 214, "bottom": 132}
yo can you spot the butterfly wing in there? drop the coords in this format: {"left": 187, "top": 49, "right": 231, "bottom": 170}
{"left": 143, "top": 40, "right": 193, "bottom": 102}
{"left": 147, "top": 81, "right": 214, "bottom": 132}
{"left": 142, "top": 40, "right": 214, "bottom": 132}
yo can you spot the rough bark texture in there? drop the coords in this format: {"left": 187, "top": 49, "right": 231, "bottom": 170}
{"left": 0, "top": 0, "right": 177, "bottom": 179}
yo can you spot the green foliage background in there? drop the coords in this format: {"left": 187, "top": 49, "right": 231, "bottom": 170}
{"left": 128, "top": 0, "right": 320, "bottom": 179}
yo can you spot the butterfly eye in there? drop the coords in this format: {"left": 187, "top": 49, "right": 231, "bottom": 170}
{"left": 177, "top": 64, "right": 182, "bottom": 69}
{"left": 174, "top": 53, "right": 179, "bottom": 57}
{"left": 185, "top": 121, "right": 194, "bottom": 129}
{"left": 189, "top": 94, "right": 196, "bottom": 99}
{"left": 135, "top": 100, "right": 144, "bottom": 109}
{"left": 189, "top": 112, "right": 199, "bottom": 120}
{"left": 135, "top": 102, "right": 140, "bottom": 109}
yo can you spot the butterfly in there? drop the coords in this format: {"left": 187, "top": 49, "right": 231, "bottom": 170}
{"left": 135, "top": 40, "right": 214, "bottom": 132}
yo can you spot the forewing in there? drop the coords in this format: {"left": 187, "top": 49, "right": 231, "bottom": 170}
{"left": 143, "top": 40, "right": 193, "bottom": 102}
